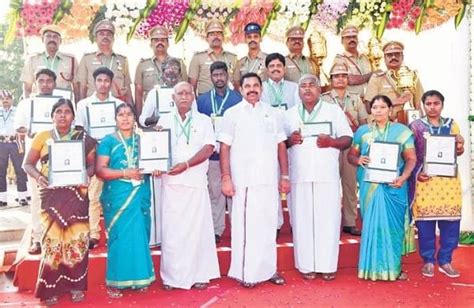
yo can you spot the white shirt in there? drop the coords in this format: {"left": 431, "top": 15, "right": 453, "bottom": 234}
{"left": 0, "top": 106, "right": 16, "bottom": 136}
{"left": 218, "top": 100, "right": 286, "bottom": 187}
{"left": 261, "top": 79, "right": 301, "bottom": 110}
{"left": 14, "top": 98, "right": 34, "bottom": 132}
{"left": 285, "top": 101, "right": 353, "bottom": 183}
{"left": 76, "top": 92, "right": 125, "bottom": 132}
{"left": 159, "top": 110, "right": 215, "bottom": 188}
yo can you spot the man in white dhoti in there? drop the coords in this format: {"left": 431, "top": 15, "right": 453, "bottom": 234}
{"left": 156, "top": 82, "right": 220, "bottom": 290}
{"left": 285, "top": 74, "right": 353, "bottom": 280}
{"left": 218, "top": 72, "right": 290, "bottom": 288}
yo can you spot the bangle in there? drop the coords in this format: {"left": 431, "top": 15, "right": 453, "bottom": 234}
{"left": 122, "top": 169, "right": 126, "bottom": 178}
{"left": 185, "top": 161, "right": 190, "bottom": 170}
{"left": 281, "top": 175, "right": 290, "bottom": 181}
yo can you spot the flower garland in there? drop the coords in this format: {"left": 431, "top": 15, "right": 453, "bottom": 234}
{"left": 136, "top": 0, "right": 189, "bottom": 38}
{"left": 19, "top": 0, "right": 61, "bottom": 36}
{"left": 312, "top": 0, "right": 349, "bottom": 32}
{"left": 104, "top": 0, "right": 147, "bottom": 35}
{"left": 266, "top": 0, "right": 313, "bottom": 42}
{"left": 228, "top": 0, "right": 273, "bottom": 45}
{"left": 56, "top": 0, "right": 104, "bottom": 42}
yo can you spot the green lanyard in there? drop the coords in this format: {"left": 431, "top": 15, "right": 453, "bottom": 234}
{"left": 117, "top": 131, "right": 137, "bottom": 168}
{"left": 43, "top": 54, "right": 59, "bottom": 73}
{"left": 371, "top": 122, "right": 390, "bottom": 142}
{"left": 174, "top": 112, "right": 192, "bottom": 144}
{"left": 267, "top": 81, "right": 283, "bottom": 107}
{"left": 422, "top": 116, "right": 444, "bottom": 135}
{"left": 298, "top": 100, "right": 322, "bottom": 123}
{"left": 53, "top": 127, "right": 74, "bottom": 141}
{"left": 211, "top": 88, "right": 229, "bottom": 116}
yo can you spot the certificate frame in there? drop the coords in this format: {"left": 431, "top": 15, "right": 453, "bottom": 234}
{"left": 155, "top": 87, "right": 175, "bottom": 114}
{"left": 29, "top": 95, "right": 62, "bottom": 134}
{"left": 52, "top": 88, "right": 73, "bottom": 100}
{"left": 405, "top": 109, "right": 421, "bottom": 125}
{"left": 138, "top": 128, "right": 172, "bottom": 173}
{"left": 86, "top": 101, "right": 117, "bottom": 140}
{"left": 48, "top": 139, "right": 87, "bottom": 187}
{"left": 424, "top": 135, "right": 457, "bottom": 177}
{"left": 364, "top": 141, "right": 401, "bottom": 183}
{"left": 301, "top": 121, "right": 333, "bottom": 138}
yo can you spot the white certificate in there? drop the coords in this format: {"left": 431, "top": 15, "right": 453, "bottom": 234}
{"left": 365, "top": 141, "right": 400, "bottom": 183}
{"left": 87, "top": 101, "right": 117, "bottom": 139}
{"left": 424, "top": 163, "right": 457, "bottom": 177}
{"left": 30, "top": 96, "right": 61, "bottom": 134}
{"left": 52, "top": 88, "right": 73, "bottom": 100}
{"left": 89, "top": 127, "right": 116, "bottom": 140}
{"left": 155, "top": 88, "right": 175, "bottom": 114}
{"left": 49, "top": 140, "right": 87, "bottom": 187}
{"left": 301, "top": 121, "right": 333, "bottom": 138}
{"left": 364, "top": 168, "right": 398, "bottom": 183}
{"left": 424, "top": 135, "right": 457, "bottom": 177}
{"left": 138, "top": 129, "right": 171, "bottom": 173}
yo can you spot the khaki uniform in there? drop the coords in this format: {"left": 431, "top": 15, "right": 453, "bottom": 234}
{"left": 21, "top": 51, "right": 78, "bottom": 92}
{"left": 333, "top": 52, "right": 372, "bottom": 98}
{"left": 233, "top": 51, "right": 267, "bottom": 85}
{"left": 188, "top": 49, "right": 237, "bottom": 95}
{"left": 77, "top": 51, "right": 132, "bottom": 100}
{"left": 365, "top": 71, "right": 424, "bottom": 119}
{"left": 321, "top": 89, "right": 367, "bottom": 228}
{"left": 134, "top": 56, "right": 187, "bottom": 99}
{"left": 284, "top": 54, "right": 314, "bottom": 83}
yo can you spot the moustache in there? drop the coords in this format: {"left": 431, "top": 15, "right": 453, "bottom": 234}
{"left": 249, "top": 41, "right": 257, "bottom": 45}
{"left": 212, "top": 38, "right": 221, "bottom": 43}
{"left": 247, "top": 91, "right": 258, "bottom": 96}
{"left": 156, "top": 43, "right": 165, "bottom": 48}
{"left": 271, "top": 70, "right": 281, "bottom": 74}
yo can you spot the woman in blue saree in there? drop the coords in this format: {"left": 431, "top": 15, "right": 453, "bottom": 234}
{"left": 348, "top": 95, "right": 416, "bottom": 281}
{"left": 96, "top": 103, "right": 156, "bottom": 298}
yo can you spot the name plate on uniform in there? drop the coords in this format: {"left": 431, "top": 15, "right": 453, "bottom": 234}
{"left": 86, "top": 101, "right": 117, "bottom": 140}
{"left": 138, "top": 128, "right": 171, "bottom": 173}
{"left": 364, "top": 141, "right": 400, "bottom": 183}
{"left": 301, "top": 121, "right": 333, "bottom": 138}
{"left": 155, "top": 88, "right": 174, "bottom": 114}
{"left": 30, "top": 95, "right": 62, "bottom": 134}
{"left": 48, "top": 140, "right": 87, "bottom": 187}
{"left": 424, "top": 135, "right": 457, "bottom": 177}
{"left": 405, "top": 109, "right": 421, "bottom": 125}
{"left": 53, "top": 88, "right": 73, "bottom": 101}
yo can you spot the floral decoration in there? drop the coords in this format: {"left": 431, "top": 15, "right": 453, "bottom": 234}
{"left": 188, "top": 0, "right": 239, "bottom": 37}
{"left": 266, "top": 0, "right": 313, "bottom": 42}
{"left": 421, "top": 0, "right": 464, "bottom": 31}
{"left": 136, "top": 0, "right": 189, "bottom": 38}
{"left": 104, "top": 0, "right": 147, "bottom": 34}
{"left": 18, "top": 0, "right": 61, "bottom": 36}
{"left": 228, "top": 0, "right": 273, "bottom": 45}
{"left": 386, "top": 0, "right": 421, "bottom": 30}
{"left": 312, "top": 0, "right": 349, "bottom": 32}
{"left": 56, "top": 0, "right": 104, "bottom": 42}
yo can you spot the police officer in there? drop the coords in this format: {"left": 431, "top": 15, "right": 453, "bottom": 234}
{"left": 20, "top": 25, "right": 78, "bottom": 101}
{"left": 134, "top": 25, "right": 187, "bottom": 116}
{"left": 321, "top": 63, "right": 368, "bottom": 236}
{"left": 0, "top": 91, "right": 28, "bottom": 207}
{"left": 77, "top": 19, "right": 133, "bottom": 104}
{"left": 284, "top": 26, "right": 314, "bottom": 83}
{"left": 233, "top": 22, "right": 267, "bottom": 89}
{"left": 188, "top": 19, "right": 237, "bottom": 95}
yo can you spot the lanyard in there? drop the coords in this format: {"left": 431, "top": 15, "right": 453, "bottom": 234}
{"left": 422, "top": 117, "right": 444, "bottom": 135}
{"left": 371, "top": 122, "right": 390, "bottom": 142}
{"left": 299, "top": 100, "right": 322, "bottom": 123}
{"left": 53, "top": 127, "right": 74, "bottom": 141}
{"left": 43, "top": 53, "right": 59, "bottom": 73}
{"left": 332, "top": 95, "right": 351, "bottom": 112}
{"left": 152, "top": 58, "right": 163, "bottom": 84}
{"left": 99, "top": 55, "right": 116, "bottom": 70}
{"left": 267, "top": 81, "right": 283, "bottom": 106}
{"left": 117, "top": 131, "right": 136, "bottom": 168}
{"left": 174, "top": 112, "right": 192, "bottom": 144}
{"left": 210, "top": 88, "right": 229, "bottom": 116}
{"left": 1, "top": 108, "right": 12, "bottom": 123}
{"left": 246, "top": 57, "right": 261, "bottom": 73}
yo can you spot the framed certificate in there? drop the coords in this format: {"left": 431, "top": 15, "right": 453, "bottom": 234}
{"left": 52, "top": 88, "right": 73, "bottom": 100}
{"left": 48, "top": 140, "right": 87, "bottom": 187}
{"left": 155, "top": 88, "right": 175, "bottom": 114}
{"left": 301, "top": 121, "right": 333, "bottom": 138}
{"left": 364, "top": 141, "right": 400, "bottom": 183}
{"left": 424, "top": 135, "right": 457, "bottom": 177}
{"left": 138, "top": 128, "right": 172, "bottom": 173}
{"left": 405, "top": 109, "right": 421, "bottom": 125}
{"left": 86, "top": 101, "right": 117, "bottom": 140}
{"left": 29, "top": 95, "right": 61, "bottom": 134}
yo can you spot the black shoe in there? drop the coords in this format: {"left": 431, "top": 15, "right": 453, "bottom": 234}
{"left": 26, "top": 196, "right": 31, "bottom": 201}
{"left": 214, "top": 234, "right": 221, "bottom": 244}
{"left": 89, "top": 238, "right": 99, "bottom": 249}
{"left": 28, "top": 242, "right": 41, "bottom": 255}
{"left": 0, "top": 202, "right": 7, "bottom": 207}
{"left": 19, "top": 199, "right": 28, "bottom": 206}
{"left": 342, "top": 226, "right": 361, "bottom": 236}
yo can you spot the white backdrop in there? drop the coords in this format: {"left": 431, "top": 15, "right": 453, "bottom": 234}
{"left": 22, "top": 17, "right": 473, "bottom": 231}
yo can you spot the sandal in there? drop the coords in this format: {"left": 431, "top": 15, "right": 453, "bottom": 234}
{"left": 193, "top": 282, "right": 208, "bottom": 290}
{"left": 241, "top": 282, "right": 256, "bottom": 288}
{"left": 302, "top": 272, "right": 317, "bottom": 280}
{"left": 421, "top": 263, "right": 435, "bottom": 277}
{"left": 397, "top": 271, "right": 408, "bottom": 281}
{"left": 162, "top": 284, "right": 173, "bottom": 291}
{"left": 269, "top": 272, "right": 286, "bottom": 285}
{"left": 107, "top": 287, "right": 123, "bottom": 299}
{"left": 70, "top": 291, "right": 85, "bottom": 303}
{"left": 44, "top": 296, "right": 59, "bottom": 306}
{"left": 322, "top": 272, "right": 336, "bottom": 281}
{"left": 137, "top": 286, "right": 148, "bottom": 292}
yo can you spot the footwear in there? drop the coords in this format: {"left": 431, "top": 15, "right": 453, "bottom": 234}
{"left": 88, "top": 238, "right": 99, "bottom": 249}
{"left": 107, "top": 287, "right": 123, "bottom": 299}
{"left": 342, "top": 226, "right": 361, "bottom": 236}
{"left": 214, "top": 234, "right": 221, "bottom": 244}
{"left": 19, "top": 199, "right": 28, "bottom": 206}
{"left": 302, "top": 272, "right": 317, "bottom": 280}
{"left": 162, "top": 284, "right": 173, "bottom": 290}
{"left": 193, "top": 282, "right": 208, "bottom": 290}
{"left": 421, "top": 263, "right": 435, "bottom": 277}
{"left": 322, "top": 272, "right": 336, "bottom": 281}
{"left": 241, "top": 282, "right": 256, "bottom": 288}
{"left": 438, "top": 263, "right": 460, "bottom": 278}
{"left": 269, "top": 272, "right": 286, "bottom": 285}
{"left": 0, "top": 202, "right": 7, "bottom": 207}
{"left": 70, "top": 291, "right": 85, "bottom": 302}
{"left": 28, "top": 242, "right": 41, "bottom": 255}
{"left": 397, "top": 271, "right": 408, "bottom": 280}
{"left": 44, "top": 296, "right": 59, "bottom": 306}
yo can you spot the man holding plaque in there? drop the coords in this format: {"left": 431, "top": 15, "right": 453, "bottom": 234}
{"left": 321, "top": 63, "right": 368, "bottom": 236}
{"left": 196, "top": 61, "right": 241, "bottom": 243}
{"left": 285, "top": 74, "right": 353, "bottom": 280}
{"left": 15, "top": 68, "right": 57, "bottom": 255}
{"left": 408, "top": 90, "right": 464, "bottom": 278}
{"left": 76, "top": 67, "right": 126, "bottom": 249}
{"left": 364, "top": 41, "right": 424, "bottom": 123}
{"left": 156, "top": 82, "right": 220, "bottom": 290}
{"left": 218, "top": 72, "right": 290, "bottom": 288}
{"left": 134, "top": 25, "right": 187, "bottom": 116}
{"left": 77, "top": 19, "right": 133, "bottom": 104}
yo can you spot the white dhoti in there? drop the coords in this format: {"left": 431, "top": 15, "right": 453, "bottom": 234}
{"left": 228, "top": 185, "right": 278, "bottom": 283}
{"left": 149, "top": 177, "right": 162, "bottom": 246}
{"left": 292, "top": 181, "right": 341, "bottom": 273}
{"left": 160, "top": 185, "right": 220, "bottom": 289}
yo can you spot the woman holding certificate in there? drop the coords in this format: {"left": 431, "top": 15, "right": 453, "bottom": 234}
{"left": 408, "top": 90, "right": 464, "bottom": 278}
{"left": 348, "top": 95, "right": 416, "bottom": 281}
{"left": 96, "top": 103, "right": 155, "bottom": 298}
{"left": 23, "top": 98, "right": 96, "bottom": 305}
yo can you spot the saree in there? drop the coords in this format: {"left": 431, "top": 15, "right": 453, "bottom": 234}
{"left": 98, "top": 133, "right": 155, "bottom": 289}
{"left": 352, "top": 123, "right": 414, "bottom": 281}
{"left": 33, "top": 130, "right": 96, "bottom": 300}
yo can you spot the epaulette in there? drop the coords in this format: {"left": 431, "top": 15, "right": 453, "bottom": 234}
{"left": 139, "top": 57, "right": 152, "bottom": 63}
{"left": 194, "top": 50, "right": 207, "bottom": 55}
{"left": 115, "top": 53, "right": 127, "bottom": 59}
